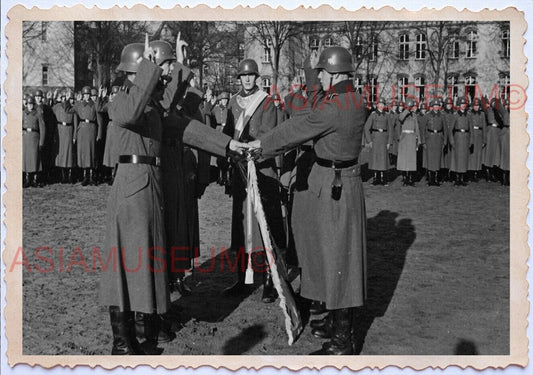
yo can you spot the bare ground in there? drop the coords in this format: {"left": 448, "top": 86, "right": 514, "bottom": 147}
{"left": 21, "top": 172, "right": 509, "bottom": 355}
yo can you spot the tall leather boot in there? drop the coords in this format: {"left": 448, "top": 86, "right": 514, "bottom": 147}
{"left": 311, "top": 308, "right": 354, "bottom": 355}
{"left": 408, "top": 171, "right": 415, "bottom": 186}
{"left": 90, "top": 168, "right": 98, "bottom": 186}
{"left": 311, "top": 312, "right": 333, "bottom": 339}
{"left": 67, "top": 168, "right": 74, "bottom": 184}
{"left": 380, "top": 171, "right": 388, "bottom": 186}
{"left": 134, "top": 312, "right": 165, "bottom": 354}
{"left": 34, "top": 172, "right": 43, "bottom": 188}
{"left": 109, "top": 306, "right": 144, "bottom": 355}
{"left": 371, "top": 172, "right": 379, "bottom": 186}
{"left": 222, "top": 252, "right": 250, "bottom": 296}
{"left": 23, "top": 173, "right": 30, "bottom": 188}
{"left": 81, "top": 168, "right": 90, "bottom": 186}
{"left": 261, "top": 271, "right": 278, "bottom": 303}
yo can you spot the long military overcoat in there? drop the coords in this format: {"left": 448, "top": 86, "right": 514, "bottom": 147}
{"left": 467, "top": 110, "right": 487, "bottom": 171}
{"left": 260, "top": 80, "right": 367, "bottom": 310}
{"left": 420, "top": 111, "right": 447, "bottom": 171}
{"left": 53, "top": 101, "right": 75, "bottom": 168}
{"left": 450, "top": 111, "right": 473, "bottom": 173}
{"left": 364, "top": 110, "right": 393, "bottom": 171}
{"left": 23, "top": 108, "right": 46, "bottom": 173}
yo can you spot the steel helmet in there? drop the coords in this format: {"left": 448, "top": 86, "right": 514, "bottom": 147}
{"left": 116, "top": 43, "right": 144, "bottom": 73}
{"left": 26, "top": 96, "right": 36, "bottom": 104}
{"left": 150, "top": 40, "right": 175, "bottom": 66}
{"left": 82, "top": 86, "right": 92, "bottom": 95}
{"left": 315, "top": 47, "right": 355, "bottom": 74}
{"left": 34, "top": 89, "right": 43, "bottom": 97}
{"left": 217, "top": 91, "right": 230, "bottom": 101}
{"left": 90, "top": 88, "right": 98, "bottom": 96}
{"left": 237, "top": 59, "right": 259, "bottom": 77}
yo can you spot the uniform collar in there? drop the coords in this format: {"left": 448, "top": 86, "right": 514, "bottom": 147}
{"left": 331, "top": 79, "right": 355, "bottom": 95}
{"left": 238, "top": 86, "right": 259, "bottom": 98}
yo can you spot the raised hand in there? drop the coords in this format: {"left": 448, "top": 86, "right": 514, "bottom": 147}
{"left": 176, "top": 31, "right": 189, "bottom": 65}
{"left": 143, "top": 33, "right": 155, "bottom": 62}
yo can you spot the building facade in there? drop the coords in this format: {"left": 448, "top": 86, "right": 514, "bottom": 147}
{"left": 23, "top": 21, "right": 75, "bottom": 95}
{"left": 244, "top": 21, "right": 510, "bottom": 105}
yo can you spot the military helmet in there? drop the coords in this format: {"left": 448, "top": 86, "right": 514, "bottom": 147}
{"left": 34, "top": 89, "right": 43, "bottom": 97}
{"left": 60, "top": 90, "right": 67, "bottom": 98}
{"left": 82, "top": 86, "right": 92, "bottom": 95}
{"left": 217, "top": 91, "right": 230, "bottom": 101}
{"left": 90, "top": 88, "right": 98, "bottom": 96}
{"left": 116, "top": 43, "right": 144, "bottom": 73}
{"left": 237, "top": 59, "right": 259, "bottom": 77}
{"left": 26, "top": 96, "right": 36, "bottom": 104}
{"left": 150, "top": 40, "right": 175, "bottom": 66}
{"left": 111, "top": 86, "right": 120, "bottom": 94}
{"left": 315, "top": 46, "right": 355, "bottom": 74}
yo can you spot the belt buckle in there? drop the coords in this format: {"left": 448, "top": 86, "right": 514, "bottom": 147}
{"left": 155, "top": 157, "right": 161, "bottom": 167}
{"left": 85, "top": 119, "right": 90, "bottom": 123}
{"left": 62, "top": 122, "right": 67, "bottom": 126}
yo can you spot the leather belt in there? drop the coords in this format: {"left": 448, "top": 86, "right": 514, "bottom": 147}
{"left": 119, "top": 155, "right": 161, "bottom": 167}
{"left": 454, "top": 129, "right": 469, "bottom": 133}
{"left": 300, "top": 145, "right": 314, "bottom": 152}
{"left": 371, "top": 128, "right": 387, "bottom": 133}
{"left": 315, "top": 156, "right": 358, "bottom": 169}
{"left": 402, "top": 129, "right": 415, "bottom": 134}
{"left": 82, "top": 119, "right": 93, "bottom": 123}
{"left": 427, "top": 129, "right": 443, "bottom": 134}
{"left": 23, "top": 128, "right": 39, "bottom": 133}
{"left": 58, "top": 122, "right": 72, "bottom": 126}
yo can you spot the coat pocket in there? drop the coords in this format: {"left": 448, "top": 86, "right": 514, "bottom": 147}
{"left": 124, "top": 172, "right": 149, "bottom": 198}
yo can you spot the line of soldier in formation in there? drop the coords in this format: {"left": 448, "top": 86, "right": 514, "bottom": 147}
{"left": 22, "top": 35, "right": 510, "bottom": 355}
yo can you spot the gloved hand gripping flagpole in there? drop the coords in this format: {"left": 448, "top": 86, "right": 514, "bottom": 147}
{"left": 241, "top": 150, "right": 303, "bottom": 345}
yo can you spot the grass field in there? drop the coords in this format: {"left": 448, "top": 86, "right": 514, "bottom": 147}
{"left": 21, "top": 172, "right": 509, "bottom": 355}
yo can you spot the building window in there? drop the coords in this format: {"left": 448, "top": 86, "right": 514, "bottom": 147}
{"left": 262, "top": 77, "right": 271, "bottom": 91}
{"left": 369, "top": 37, "right": 378, "bottom": 61}
{"left": 499, "top": 74, "right": 510, "bottom": 100}
{"left": 448, "top": 75, "right": 459, "bottom": 100}
{"left": 354, "top": 76, "right": 364, "bottom": 94}
{"left": 449, "top": 40, "right": 460, "bottom": 59}
{"left": 369, "top": 77, "right": 378, "bottom": 103}
{"left": 263, "top": 47, "right": 271, "bottom": 63}
{"left": 466, "top": 30, "right": 478, "bottom": 58}
{"left": 41, "top": 22, "right": 48, "bottom": 42}
{"left": 502, "top": 29, "right": 510, "bottom": 58}
{"left": 399, "top": 34, "right": 409, "bottom": 60}
{"left": 415, "top": 76, "right": 425, "bottom": 102}
{"left": 464, "top": 75, "right": 476, "bottom": 100}
{"left": 324, "top": 37, "right": 333, "bottom": 47}
{"left": 398, "top": 76, "right": 409, "bottom": 102}
{"left": 310, "top": 37, "right": 319, "bottom": 51}
{"left": 415, "top": 34, "right": 427, "bottom": 60}
{"left": 42, "top": 65, "right": 49, "bottom": 86}
{"left": 354, "top": 36, "right": 363, "bottom": 59}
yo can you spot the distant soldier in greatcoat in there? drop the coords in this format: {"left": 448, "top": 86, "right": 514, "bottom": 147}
{"left": 248, "top": 46, "right": 368, "bottom": 355}
{"left": 467, "top": 99, "right": 487, "bottom": 182}
{"left": 419, "top": 99, "right": 448, "bottom": 186}
{"left": 449, "top": 97, "right": 474, "bottom": 186}
{"left": 101, "top": 86, "right": 120, "bottom": 184}
{"left": 483, "top": 98, "right": 502, "bottom": 182}
{"left": 396, "top": 99, "right": 421, "bottom": 186}
{"left": 497, "top": 98, "right": 510, "bottom": 185}
{"left": 73, "top": 86, "right": 102, "bottom": 185}
{"left": 52, "top": 89, "right": 76, "bottom": 183}
{"left": 364, "top": 98, "right": 393, "bottom": 185}
{"left": 23, "top": 96, "right": 46, "bottom": 187}
{"left": 440, "top": 99, "right": 456, "bottom": 182}
{"left": 34, "top": 89, "right": 57, "bottom": 184}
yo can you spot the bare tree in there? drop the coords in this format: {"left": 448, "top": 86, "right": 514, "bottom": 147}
{"left": 244, "top": 21, "right": 301, "bottom": 86}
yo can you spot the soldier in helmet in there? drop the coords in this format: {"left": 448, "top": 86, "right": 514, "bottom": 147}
{"left": 364, "top": 97, "right": 393, "bottom": 185}
{"left": 247, "top": 46, "right": 368, "bottom": 355}
{"left": 73, "top": 86, "right": 103, "bottom": 185}
{"left": 52, "top": 89, "right": 76, "bottom": 183}
{"left": 212, "top": 91, "right": 231, "bottom": 186}
{"left": 99, "top": 37, "right": 247, "bottom": 355}
{"left": 222, "top": 58, "right": 286, "bottom": 304}
{"left": 34, "top": 89, "right": 57, "bottom": 184}
{"left": 101, "top": 85, "right": 120, "bottom": 184}
{"left": 467, "top": 98, "right": 487, "bottom": 182}
{"left": 483, "top": 98, "right": 502, "bottom": 182}
{"left": 396, "top": 98, "right": 422, "bottom": 186}
{"left": 419, "top": 99, "right": 448, "bottom": 186}
{"left": 449, "top": 97, "right": 474, "bottom": 186}
{"left": 23, "top": 95, "right": 46, "bottom": 187}
{"left": 496, "top": 97, "right": 510, "bottom": 185}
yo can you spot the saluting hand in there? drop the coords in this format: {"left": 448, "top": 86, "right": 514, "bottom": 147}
{"left": 143, "top": 33, "right": 155, "bottom": 63}
{"left": 176, "top": 32, "right": 188, "bottom": 65}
